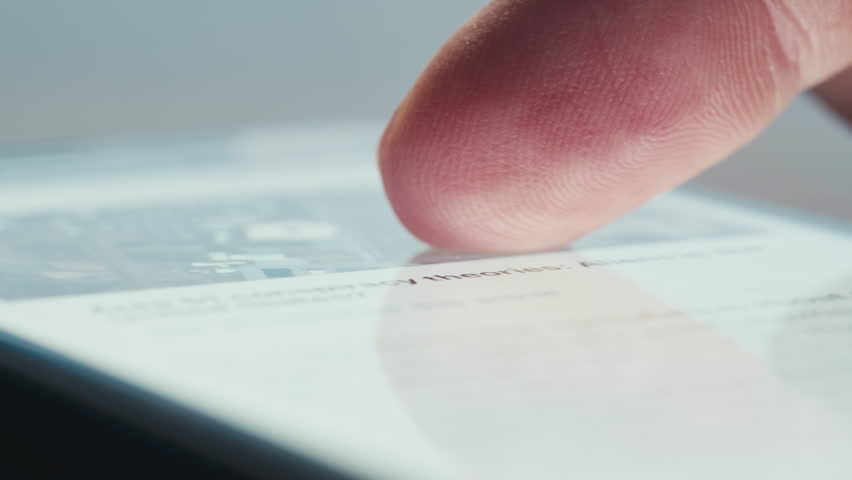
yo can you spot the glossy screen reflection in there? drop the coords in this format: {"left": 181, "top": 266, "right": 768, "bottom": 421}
{"left": 379, "top": 240, "right": 852, "bottom": 479}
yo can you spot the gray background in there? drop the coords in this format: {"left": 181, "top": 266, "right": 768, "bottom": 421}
{"left": 1, "top": 1, "right": 850, "bottom": 220}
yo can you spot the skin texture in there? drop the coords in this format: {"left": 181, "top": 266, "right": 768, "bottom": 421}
{"left": 379, "top": 0, "right": 852, "bottom": 252}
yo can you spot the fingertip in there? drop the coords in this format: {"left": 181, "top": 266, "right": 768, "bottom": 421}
{"left": 379, "top": 0, "right": 835, "bottom": 253}
{"left": 379, "top": 110, "right": 587, "bottom": 253}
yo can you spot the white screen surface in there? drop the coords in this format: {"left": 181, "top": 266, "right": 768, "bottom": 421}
{"left": 2, "top": 125, "right": 852, "bottom": 479}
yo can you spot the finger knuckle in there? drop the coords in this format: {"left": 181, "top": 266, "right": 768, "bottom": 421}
{"left": 760, "top": 0, "right": 818, "bottom": 84}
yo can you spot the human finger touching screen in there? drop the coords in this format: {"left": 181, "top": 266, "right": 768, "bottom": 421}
{"left": 379, "top": 0, "right": 852, "bottom": 252}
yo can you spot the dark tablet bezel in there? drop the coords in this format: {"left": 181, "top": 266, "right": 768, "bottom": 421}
{"left": 0, "top": 330, "right": 364, "bottom": 480}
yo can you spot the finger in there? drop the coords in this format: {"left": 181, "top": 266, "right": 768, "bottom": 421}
{"left": 379, "top": 0, "right": 852, "bottom": 252}
{"left": 814, "top": 65, "right": 852, "bottom": 124}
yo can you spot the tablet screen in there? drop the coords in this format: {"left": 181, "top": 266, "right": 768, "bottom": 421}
{"left": 2, "top": 125, "right": 851, "bottom": 479}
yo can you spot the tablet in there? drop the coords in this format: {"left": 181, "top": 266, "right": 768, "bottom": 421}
{"left": 2, "top": 124, "right": 851, "bottom": 479}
